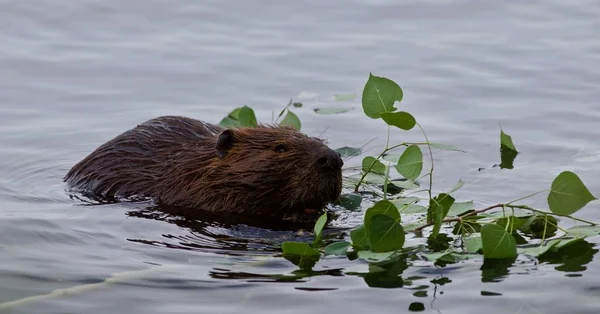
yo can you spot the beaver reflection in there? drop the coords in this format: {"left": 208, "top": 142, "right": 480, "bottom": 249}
{"left": 64, "top": 116, "right": 343, "bottom": 223}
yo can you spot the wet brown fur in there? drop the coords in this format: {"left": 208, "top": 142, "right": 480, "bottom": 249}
{"left": 64, "top": 116, "right": 343, "bottom": 222}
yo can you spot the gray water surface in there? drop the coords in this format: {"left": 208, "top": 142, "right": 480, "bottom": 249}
{"left": 1, "top": 1, "right": 599, "bottom": 313}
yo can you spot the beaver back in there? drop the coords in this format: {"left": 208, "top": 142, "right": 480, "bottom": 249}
{"left": 65, "top": 116, "right": 343, "bottom": 222}
{"left": 65, "top": 116, "right": 222, "bottom": 199}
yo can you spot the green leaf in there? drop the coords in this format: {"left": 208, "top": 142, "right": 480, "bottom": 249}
{"left": 447, "top": 180, "right": 465, "bottom": 194}
{"left": 397, "top": 204, "right": 427, "bottom": 214}
{"left": 297, "top": 91, "right": 319, "bottom": 100}
{"left": 381, "top": 111, "right": 416, "bottom": 130}
{"left": 518, "top": 238, "right": 584, "bottom": 257}
{"left": 348, "top": 172, "right": 385, "bottom": 185}
{"left": 547, "top": 171, "right": 597, "bottom": 215}
{"left": 566, "top": 225, "right": 600, "bottom": 237}
{"left": 218, "top": 117, "right": 239, "bottom": 128}
{"left": 499, "top": 129, "right": 519, "bottom": 169}
{"left": 500, "top": 144, "right": 518, "bottom": 169}
{"left": 402, "top": 222, "right": 422, "bottom": 232}
{"left": 276, "top": 99, "right": 293, "bottom": 121}
{"left": 361, "top": 73, "right": 402, "bottom": 119}
{"left": 389, "top": 179, "right": 420, "bottom": 190}
{"left": 429, "top": 193, "right": 455, "bottom": 238}
{"left": 335, "top": 146, "right": 362, "bottom": 158}
{"left": 382, "top": 153, "right": 401, "bottom": 163}
{"left": 518, "top": 242, "right": 557, "bottom": 257}
{"left": 357, "top": 250, "right": 398, "bottom": 263}
{"left": 218, "top": 107, "right": 244, "bottom": 128}
{"left": 362, "top": 156, "right": 386, "bottom": 175}
{"left": 495, "top": 216, "right": 528, "bottom": 233}
{"left": 238, "top": 105, "right": 257, "bottom": 127}
{"left": 481, "top": 224, "right": 517, "bottom": 259}
{"left": 452, "top": 220, "right": 481, "bottom": 235}
{"left": 347, "top": 173, "right": 418, "bottom": 190}
{"left": 500, "top": 129, "right": 519, "bottom": 169}
{"left": 463, "top": 215, "right": 489, "bottom": 221}
{"left": 280, "top": 110, "right": 301, "bottom": 130}
{"left": 324, "top": 241, "right": 351, "bottom": 255}
{"left": 422, "top": 251, "right": 456, "bottom": 263}
{"left": 518, "top": 215, "right": 558, "bottom": 238}
{"left": 390, "top": 197, "right": 425, "bottom": 214}
{"left": 550, "top": 237, "right": 585, "bottom": 250}
{"left": 363, "top": 200, "right": 403, "bottom": 253}
{"left": 368, "top": 214, "right": 406, "bottom": 252}
{"left": 281, "top": 242, "right": 321, "bottom": 269}
{"left": 464, "top": 236, "right": 483, "bottom": 253}
{"left": 228, "top": 107, "right": 244, "bottom": 119}
{"left": 365, "top": 200, "right": 400, "bottom": 226}
{"left": 334, "top": 193, "right": 362, "bottom": 210}
{"left": 446, "top": 201, "right": 474, "bottom": 217}
{"left": 313, "top": 107, "right": 349, "bottom": 115}
{"left": 486, "top": 208, "right": 532, "bottom": 218}
{"left": 500, "top": 129, "right": 518, "bottom": 152}
{"left": 350, "top": 225, "right": 370, "bottom": 250}
{"left": 391, "top": 196, "right": 421, "bottom": 205}
{"left": 395, "top": 145, "right": 423, "bottom": 181}
{"left": 313, "top": 213, "right": 328, "bottom": 246}
{"left": 427, "top": 143, "right": 465, "bottom": 152}
{"left": 334, "top": 93, "right": 357, "bottom": 101}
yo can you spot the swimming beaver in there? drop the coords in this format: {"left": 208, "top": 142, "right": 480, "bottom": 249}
{"left": 64, "top": 116, "right": 343, "bottom": 222}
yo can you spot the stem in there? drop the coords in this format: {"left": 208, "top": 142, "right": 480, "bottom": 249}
{"left": 506, "top": 190, "right": 548, "bottom": 205}
{"left": 548, "top": 220, "right": 568, "bottom": 234}
{"left": 417, "top": 123, "right": 433, "bottom": 203}
{"left": 383, "top": 162, "right": 391, "bottom": 200}
{"left": 386, "top": 125, "right": 391, "bottom": 149}
{"left": 541, "top": 215, "right": 549, "bottom": 242}
{"left": 342, "top": 137, "right": 379, "bottom": 164}
{"left": 387, "top": 142, "right": 430, "bottom": 151}
{"left": 401, "top": 189, "right": 431, "bottom": 197}
{"left": 381, "top": 125, "right": 393, "bottom": 199}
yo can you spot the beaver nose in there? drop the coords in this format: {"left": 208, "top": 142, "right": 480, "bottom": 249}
{"left": 317, "top": 150, "right": 344, "bottom": 170}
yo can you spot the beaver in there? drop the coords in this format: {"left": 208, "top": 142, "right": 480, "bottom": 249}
{"left": 64, "top": 116, "right": 344, "bottom": 223}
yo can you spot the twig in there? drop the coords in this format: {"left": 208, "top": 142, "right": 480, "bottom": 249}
{"left": 412, "top": 203, "right": 597, "bottom": 233}
{"left": 510, "top": 205, "right": 598, "bottom": 226}
{"left": 413, "top": 203, "right": 505, "bottom": 232}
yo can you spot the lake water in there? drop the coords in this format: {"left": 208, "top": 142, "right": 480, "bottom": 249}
{"left": 1, "top": 0, "right": 599, "bottom": 313}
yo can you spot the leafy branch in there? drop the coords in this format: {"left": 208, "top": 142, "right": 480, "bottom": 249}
{"left": 216, "top": 73, "right": 600, "bottom": 270}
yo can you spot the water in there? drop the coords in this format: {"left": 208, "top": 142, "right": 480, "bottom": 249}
{"left": 1, "top": 0, "right": 599, "bottom": 313}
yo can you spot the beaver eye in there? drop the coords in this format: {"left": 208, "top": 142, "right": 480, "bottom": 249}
{"left": 274, "top": 144, "right": 287, "bottom": 153}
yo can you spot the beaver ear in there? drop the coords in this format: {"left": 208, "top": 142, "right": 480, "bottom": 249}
{"left": 216, "top": 129, "right": 235, "bottom": 158}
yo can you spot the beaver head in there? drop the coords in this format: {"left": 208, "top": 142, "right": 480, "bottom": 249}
{"left": 154, "top": 125, "right": 344, "bottom": 222}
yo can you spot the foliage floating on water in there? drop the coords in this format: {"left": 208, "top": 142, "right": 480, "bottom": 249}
{"left": 218, "top": 73, "right": 599, "bottom": 271}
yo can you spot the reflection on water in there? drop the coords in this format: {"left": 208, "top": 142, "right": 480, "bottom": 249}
{"left": 209, "top": 268, "right": 345, "bottom": 284}
{"left": 120, "top": 202, "right": 355, "bottom": 257}
{"left": 539, "top": 240, "right": 599, "bottom": 273}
